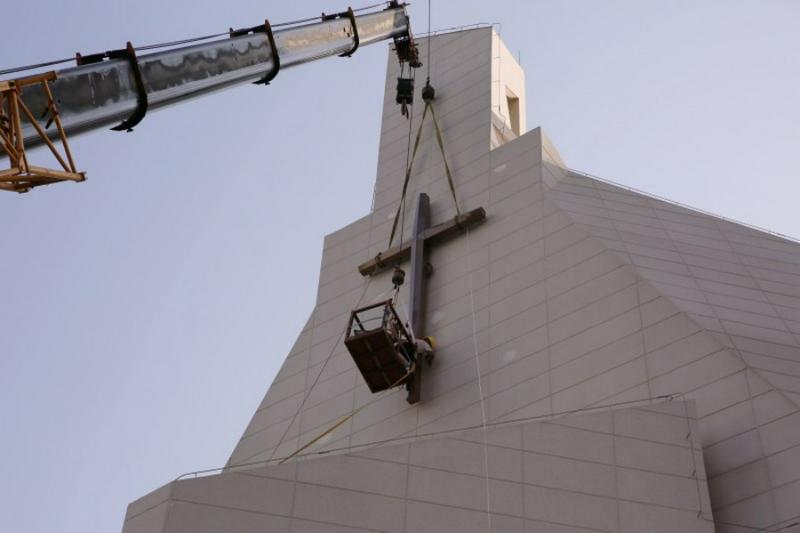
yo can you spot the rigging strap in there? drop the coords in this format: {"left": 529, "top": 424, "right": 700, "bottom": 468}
{"left": 387, "top": 102, "right": 429, "bottom": 249}
{"left": 386, "top": 97, "right": 462, "bottom": 250}
{"left": 429, "top": 104, "right": 461, "bottom": 217}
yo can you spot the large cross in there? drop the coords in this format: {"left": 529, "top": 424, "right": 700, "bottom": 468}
{"left": 357, "top": 193, "right": 486, "bottom": 403}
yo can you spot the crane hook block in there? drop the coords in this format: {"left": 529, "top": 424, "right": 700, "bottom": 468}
{"left": 396, "top": 77, "right": 414, "bottom": 118}
{"left": 422, "top": 81, "right": 435, "bottom": 103}
{"left": 392, "top": 266, "right": 406, "bottom": 287}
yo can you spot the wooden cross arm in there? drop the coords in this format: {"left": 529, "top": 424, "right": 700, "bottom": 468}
{"left": 358, "top": 206, "right": 487, "bottom": 276}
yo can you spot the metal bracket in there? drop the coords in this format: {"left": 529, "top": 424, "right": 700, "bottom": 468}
{"left": 339, "top": 7, "right": 360, "bottom": 57}
{"left": 109, "top": 42, "right": 148, "bottom": 132}
{"left": 254, "top": 20, "right": 280, "bottom": 85}
{"left": 75, "top": 42, "right": 148, "bottom": 132}
{"left": 75, "top": 51, "right": 106, "bottom": 65}
{"left": 229, "top": 20, "right": 280, "bottom": 85}
{"left": 389, "top": 3, "right": 421, "bottom": 69}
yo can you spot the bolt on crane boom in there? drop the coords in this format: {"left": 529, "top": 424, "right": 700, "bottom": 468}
{"left": 0, "top": 2, "right": 420, "bottom": 193}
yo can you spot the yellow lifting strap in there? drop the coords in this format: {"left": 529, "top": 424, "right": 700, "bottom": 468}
{"left": 387, "top": 95, "right": 461, "bottom": 250}
{"left": 278, "top": 365, "right": 415, "bottom": 464}
{"left": 428, "top": 104, "right": 461, "bottom": 218}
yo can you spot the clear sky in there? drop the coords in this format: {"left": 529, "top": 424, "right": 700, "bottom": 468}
{"left": 1, "top": 1, "right": 798, "bottom": 532}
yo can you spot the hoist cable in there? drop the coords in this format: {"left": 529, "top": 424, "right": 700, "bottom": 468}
{"left": 135, "top": 32, "right": 231, "bottom": 51}
{"left": 386, "top": 0, "right": 459, "bottom": 250}
{"left": 399, "top": 193, "right": 407, "bottom": 249}
{"left": 398, "top": 67, "right": 417, "bottom": 250}
{"left": 426, "top": 0, "right": 432, "bottom": 81}
{"left": 422, "top": 0, "right": 461, "bottom": 218}
{"left": 0, "top": 58, "right": 75, "bottom": 76}
{"left": 387, "top": 102, "right": 430, "bottom": 249}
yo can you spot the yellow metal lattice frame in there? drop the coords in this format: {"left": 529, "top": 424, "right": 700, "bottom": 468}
{"left": 0, "top": 71, "right": 84, "bottom": 193}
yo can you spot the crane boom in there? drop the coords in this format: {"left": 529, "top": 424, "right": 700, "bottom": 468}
{"left": 13, "top": 5, "right": 410, "bottom": 148}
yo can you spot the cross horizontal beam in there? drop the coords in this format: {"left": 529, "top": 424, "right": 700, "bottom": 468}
{"left": 358, "top": 206, "right": 487, "bottom": 277}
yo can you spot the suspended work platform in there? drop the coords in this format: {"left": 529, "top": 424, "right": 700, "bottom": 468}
{"left": 344, "top": 299, "right": 416, "bottom": 393}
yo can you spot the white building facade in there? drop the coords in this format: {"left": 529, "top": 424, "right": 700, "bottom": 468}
{"left": 123, "top": 29, "right": 800, "bottom": 533}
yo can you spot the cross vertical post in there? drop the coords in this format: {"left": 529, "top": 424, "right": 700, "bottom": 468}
{"left": 353, "top": 200, "right": 486, "bottom": 404}
{"left": 406, "top": 192, "right": 430, "bottom": 404}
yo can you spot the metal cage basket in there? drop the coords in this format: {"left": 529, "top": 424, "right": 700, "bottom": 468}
{"left": 344, "top": 300, "right": 415, "bottom": 393}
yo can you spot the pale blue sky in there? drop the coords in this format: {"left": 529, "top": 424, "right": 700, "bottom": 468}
{"left": 1, "top": 1, "right": 798, "bottom": 532}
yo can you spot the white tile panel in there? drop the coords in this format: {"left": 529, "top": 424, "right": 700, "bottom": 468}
{"left": 127, "top": 27, "right": 800, "bottom": 533}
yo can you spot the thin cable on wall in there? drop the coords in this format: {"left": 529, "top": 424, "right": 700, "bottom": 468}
{"left": 179, "top": 393, "right": 681, "bottom": 479}
{"left": 465, "top": 225, "right": 493, "bottom": 532}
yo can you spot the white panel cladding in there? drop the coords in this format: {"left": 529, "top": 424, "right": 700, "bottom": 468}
{"left": 490, "top": 29, "right": 526, "bottom": 148}
{"left": 123, "top": 402, "right": 714, "bottom": 533}
{"left": 227, "top": 127, "right": 800, "bottom": 531}
{"left": 126, "top": 26, "right": 800, "bottom": 533}
{"left": 226, "top": 28, "right": 524, "bottom": 468}
{"left": 545, "top": 169, "right": 800, "bottom": 528}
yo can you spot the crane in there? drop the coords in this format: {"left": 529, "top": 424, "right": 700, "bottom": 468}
{"left": 0, "top": 2, "right": 420, "bottom": 193}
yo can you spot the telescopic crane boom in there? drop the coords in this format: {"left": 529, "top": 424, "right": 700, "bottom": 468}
{"left": 0, "top": 2, "right": 420, "bottom": 192}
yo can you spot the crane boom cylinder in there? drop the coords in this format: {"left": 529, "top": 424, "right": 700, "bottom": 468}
{"left": 14, "top": 7, "right": 410, "bottom": 148}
